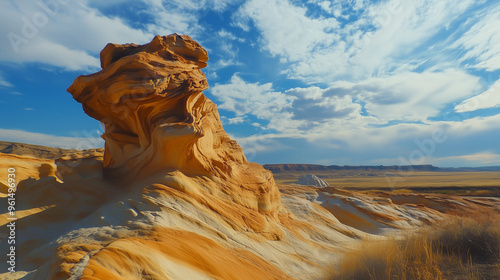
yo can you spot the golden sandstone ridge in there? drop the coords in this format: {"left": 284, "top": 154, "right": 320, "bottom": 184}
{"left": 1, "top": 35, "right": 499, "bottom": 280}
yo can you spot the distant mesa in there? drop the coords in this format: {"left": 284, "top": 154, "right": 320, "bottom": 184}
{"left": 297, "top": 173, "right": 330, "bottom": 188}
{"left": 264, "top": 163, "right": 441, "bottom": 173}
{"left": 264, "top": 163, "right": 500, "bottom": 173}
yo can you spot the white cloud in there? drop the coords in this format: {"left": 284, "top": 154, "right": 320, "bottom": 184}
{"left": 155, "top": 0, "right": 236, "bottom": 11}
{"left": 210, "top": 74, "right": 295, "bottom": 121}
{"left": 284, "top": 86, "right": 361, "bottom": 122}
{"left": 221, "top": 0, "right": 499, "bottom": 164}
{"left": 234, "top": 0, "right": 477, "bottom": 83}
{"left": 218, "top": 29, "right": 245, "bottom": 42}
{"left": 452, "top": 4, "right": 500, "bottom": 71}
{"left": 350, "top": 0, "right": 474, "bottom": 75}
{"left": 434, "top": 152, "right": 500, "bottom": 166}
{"left": 455, "top": 78, "right": 500, "bottom": 113}
{"left": 142, "top": 0, "right": 240, "bottom": 39}
{"left": 0, "top": 128, "right": 104, "bottom": 149}
{"left": 279, "top": 69, "right": 479, "bottom": 133}
{"left": 211, "top": 69, "right": 482, "bottom": 139}
{"left": 87, "top": 0, "right": 134, "bottom": 6}
{"left": 227, "top": 116, "right": 246, "bottom": 124}
{"left": 313, "top": 0, "right": 367, "bottom": 17}
{"left": 142, "top": 0, "right": 200, "bottom": 36}
{"left": 207, "top": 29, "right": 245, "bottom": 71}
{"left": 0, "top": 0, "right": 150, "bottom": 71}
{"left": 12, "top": 38, "right": 101, "bottom": 71}
{"left": 330, "top": 112, "right": 500, "bottom": 150}
{"left": 234, "top": 112, "right": 500, "bottom": 166}
{"left": 0, "top": 74, "right": 12, "bottom": 87}
{"left": 232, "top": 133, "right": 296, "bottom": 161}
{"left": 0, "top": 0, "right": 244, "bottom": 72}
{"left": 445, "top": 113, "right": 500, "bottom": 136}
{"left": 350, "top": 69, "right": 480, "bottom": 122}
{"left": 234, "top": 0, "right": 339, "bottom": 62}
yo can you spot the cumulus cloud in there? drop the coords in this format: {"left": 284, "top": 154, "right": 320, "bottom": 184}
{"left": 234, "top": 0, "right": 339, "bottom": 62}
{"left": 285, "top": 86, "right": 361, "bottom": 122}
{"left": 140, "top": 0, "right": 201, "bottom": 37}
{"left": 209, "top": 69, "right": 482, "bottom": 138}
{"left": 210, "top": 74, "right": 295, "bottom": 120}
{"left": 1, "top": 0, "right": 246, "bottom": 72}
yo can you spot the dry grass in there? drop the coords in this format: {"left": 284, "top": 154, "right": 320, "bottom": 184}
{"left": 329, "top": 213, "right": 500, "bottom": 280}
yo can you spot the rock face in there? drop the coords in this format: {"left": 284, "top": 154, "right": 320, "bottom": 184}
{"left": 68, "top": 34, "right": 282, "bottom": 221}
{"left": 297, "top": 173, "right": 330, "bottom": 188}
{"left": 68, "top": 34, "right": 210, "bottom": 179}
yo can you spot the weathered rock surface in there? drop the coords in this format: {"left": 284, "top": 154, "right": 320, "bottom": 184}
{"left": 67, "top": 34, "right": 283, "bottom": 227}
{"left": 1, "top": 34, "right": 499, "bottom": 280}
{"left": 297, "top": 173, "right": 330, "bottom": 188}
{"left": 1, "top": 149, "right": 499, "bottom": 280}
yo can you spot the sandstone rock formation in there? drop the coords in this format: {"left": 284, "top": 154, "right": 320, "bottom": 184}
{"left": 68, "top": 35, "right": 239, "bottom": 179}
{"left": 1, "top": 34, "right": 500, "bottom": 280}
{"left": 297, "top": 173, "right": 330, "bottom": 188}
{"left": 67, "top": 34, "right": 283, "bottom": 233}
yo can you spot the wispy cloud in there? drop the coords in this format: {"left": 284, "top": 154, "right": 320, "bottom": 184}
{"left": 210, "top": 74, "right": 295, "bottom": 120}
{"left": 435, "top": 152, "right": 500, "bottom": 166}
{"left": 455, "top": 78, "right": 500, "bottom": 112}
{"left": 0, "top": 73, "right": 13, "bottom": 87}
{"left": 452, "top": 3, "right": 500, "bottom": 71}
{"left": 341, "top": 69, "right": 480, "bottom": 122}
{"left": 234, "top": 0, "right": 477, "bottom": 83}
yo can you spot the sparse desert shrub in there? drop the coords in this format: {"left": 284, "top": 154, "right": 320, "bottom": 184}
{"left": 329, "top": 212, "right": 500, "bottom": 280}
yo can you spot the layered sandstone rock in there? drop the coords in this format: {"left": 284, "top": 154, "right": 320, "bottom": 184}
{"left": 67, "top": 34, "right": 283, "bottom": 224}
{"left": 2, "top": 148, "right": 500, "bottom": 280}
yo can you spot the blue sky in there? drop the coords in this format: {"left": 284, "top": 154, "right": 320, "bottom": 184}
{"left": 1, "top": 0, "right": 500, "bottom": 167}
